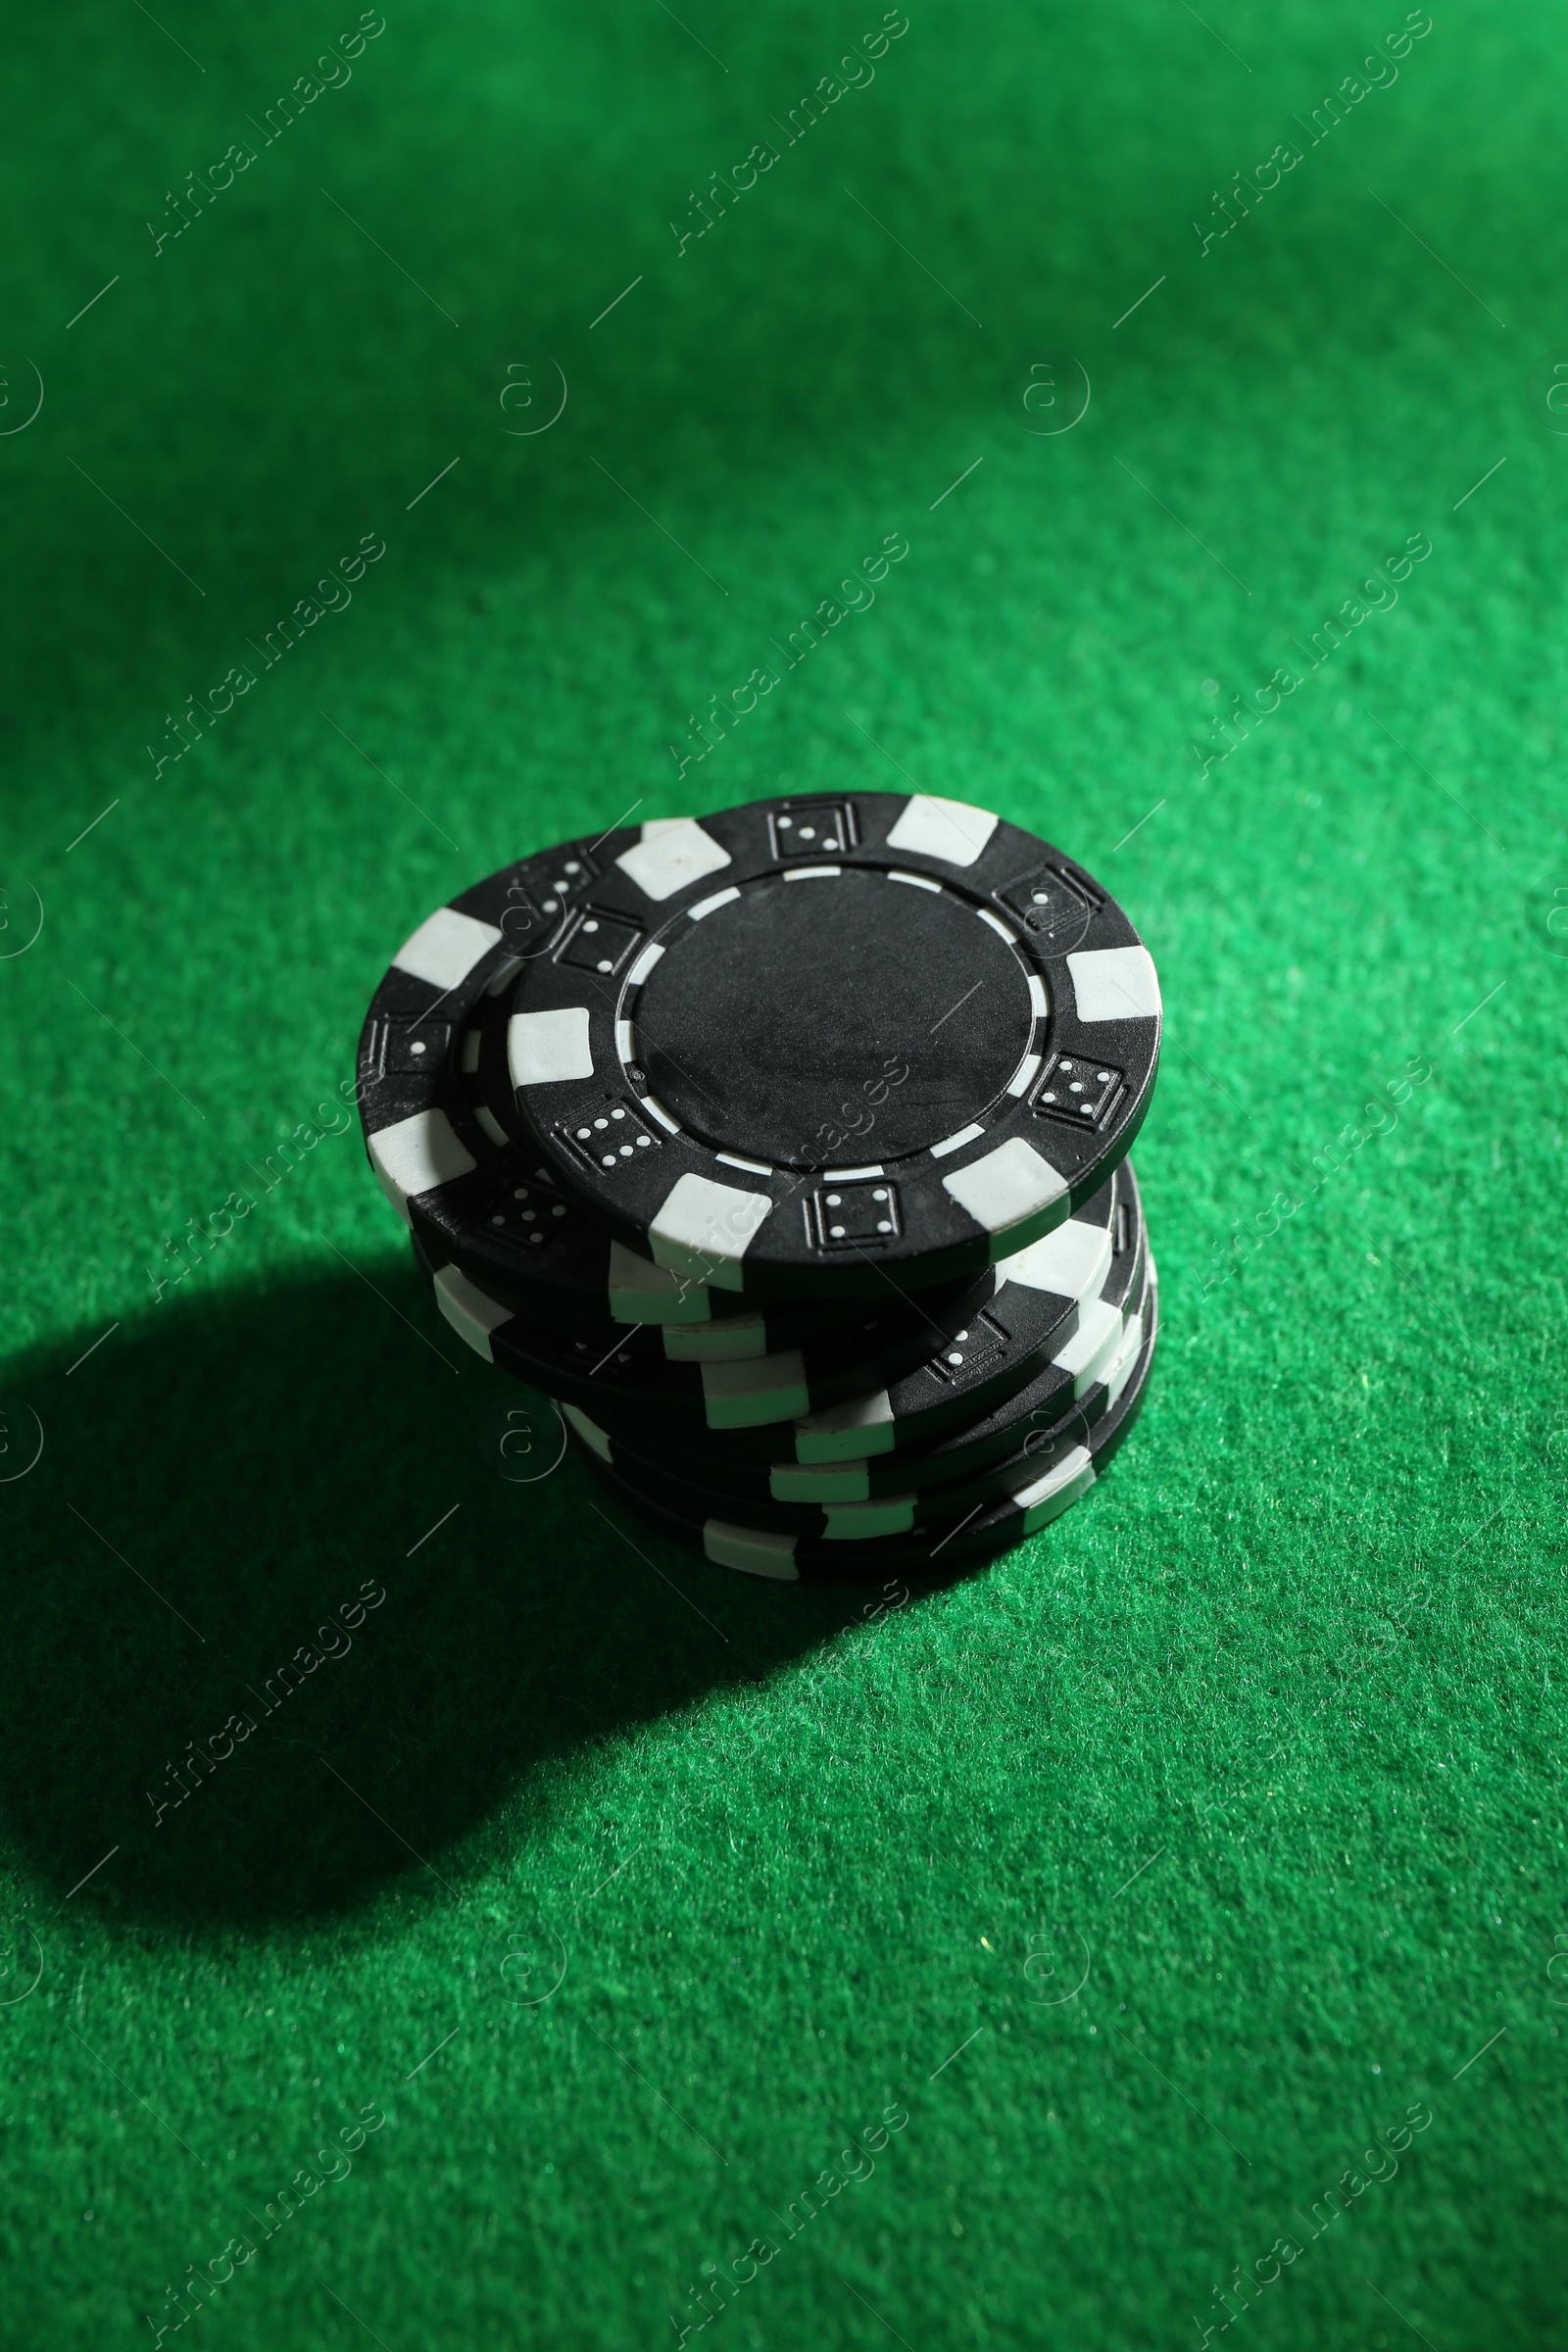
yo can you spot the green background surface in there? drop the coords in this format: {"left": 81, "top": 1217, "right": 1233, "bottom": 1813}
{"left": 3, "top": 0, "right": 1565, "bottom": 2343}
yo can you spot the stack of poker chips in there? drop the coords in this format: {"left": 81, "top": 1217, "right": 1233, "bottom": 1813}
{"left": 356, "top": 792, "right": 1160, "bottom": 1586}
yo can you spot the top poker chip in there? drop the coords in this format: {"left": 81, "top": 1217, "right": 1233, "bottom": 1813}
{"left": 488, "top": 792, "right": 1161, "bottom": 1298}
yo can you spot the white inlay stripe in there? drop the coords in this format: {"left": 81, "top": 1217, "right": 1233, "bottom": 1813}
{"left": 607, "top": 1239, "right": 711, "bottom": 1323}
{"left": 649, "top": 1172, "right": 774, "bottom": 1287}
{"left": 930, "top": 1122, "right": 986, "bottom": 1159}
{"left": 884, "top": 794, "right": 999, "bottom": 867}
{"left": 1014, "top": 1444, "right": 1094, "bottom": 1516}
{"left": 393, "top": 905, "right": 502, "bottom": 992}
{"left": 998, "top": 1214, "right": 1109, "bottom": 1298}
{"left": 701, "top": 1351, "right": 811, "bottom": 1429}
{"left": 942, "top": 1137, "right": 1068, "bottom": 1240}
{"left": 704, "top": 1521, "right": 800, "bottom": 1580}
{"left": 615, "top": 817, "right": 731, "bottom": 902}
{"left": 662, "top": 1314, "right": 767, "bottom": 1363}
{"left": 687, "top": 886, "right": 741, "bottom": 921}
{"left": 1066, "top": 945, "right": 1161, "bottom": 1022}
{"left": 976, "top": 906, "right": 1019, "bottom": 943}
{"left": 794, "top": 1387, "right": 896, "bottom": 1463}
{"left": 508, "top": 1006, "right": 594, "bottom": 1088}
{"left": 432, "top": 1263, "right": 513, "bottom": 1360}
{"left": 562, "top": 1401, "right": 613, "bottom": 1461}
{"left": 368, "top": 1108, "right": 475, "bottom": 1220}
{"left": 822, "top": 1497, "right": 917, "bottom": 1541}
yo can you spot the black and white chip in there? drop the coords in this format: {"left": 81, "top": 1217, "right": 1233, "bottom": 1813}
{"left": 559, "top": 1168, "right": 1121, "bottom": 1446}
{"left": 485, "top": 792, "right": 1160, "bottom": 1298}
{"left": 568, "top": 1276, "right": 1159, "bottom": 1584}
{"left": 591, "top": 1162, "right": 1148, "bottom": 1507}
{"left": 356, "top": 797, "right": 1164, "bottom": 1584}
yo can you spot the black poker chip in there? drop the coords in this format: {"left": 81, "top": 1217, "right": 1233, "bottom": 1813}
{"left": 481, "top": 792, "right": 1160, "bottom": 1300}
{"left": 582, "top": 1164, "right": 1148, "bottom": 1507}
{"left": 568, "top": 1246, "right": 1152, "bottom": 1537}
{"left": 490, "top": 1170, "right": 1121, "bottom": 1442}
{"left": 569, "top": 1279, "right": 1159, "bottom": 1584}
{"left": 409, "top": 1163, "right": 1117, "bottom": 1435}
{"left": 355, "top": 796, "right": 1164, "bottom": 1584}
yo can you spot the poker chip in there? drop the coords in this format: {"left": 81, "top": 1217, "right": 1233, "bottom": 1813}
{"left": 568, "top": 1278, "right": 1159, "bottom": 1585}
{"left": 583, "top": 1163, "right": 1148, "bottom": 1505}
{"left": 565, "top": 1249, "right": 1152, "bottom": 1536}
{"left": 411, "top": 1166, "right": 1118, "bottom": 1436}
{"left": 484, "top": 792, "right": 1159, "bottom": 1299}
{"left": 357, "top": 794, "right": 1163, "bottom": 1581}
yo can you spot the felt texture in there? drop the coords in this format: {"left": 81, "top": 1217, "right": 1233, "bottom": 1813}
{"left": 1, "top": 1, "right": 1563, "bottom": 2343}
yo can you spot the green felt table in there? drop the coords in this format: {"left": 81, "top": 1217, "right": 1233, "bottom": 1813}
{"left": 3, "top": 0, "right": 1564, "bottom": 2342}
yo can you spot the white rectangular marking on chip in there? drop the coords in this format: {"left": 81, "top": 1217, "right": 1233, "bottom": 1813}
{"left": 687, "top": 886, "right": 741, "bottom": 922}
{"left": 997, "top": 1215, "right": 1109, "bottom": 1299}
{"left": 1018, "top": 1450, "right": 1096, "bottom": 1531}
{"left": 1025, "top": 1470, "right": 1097, "bottom": 1535}
{"left": 702, "top": 1351, "right": 811, "bottom": 1429}
{"left": 474, "top": 1105, "right": 508, "bottom": 1150}
{"left": 608, "top": 1239, "right": 711, "bottom": 1323}
{"left": 641, "top": 1094, "right": 681, "bottom": 1133}
{"left": 976, "top": 906, "right": 1019, "bottom": 944}
{"left": 662, "top": 1314, "right": 767, "bottom": 1363}
{"left": 392, "top": 904, "right": 503, "bottom": 992}
{"left": 626, "top": 940, "right": 665, "bottom": 988}
{"left": 368, "top": 1108, "right": 476, "bottom": 1220}
{"left": 794, "top": 1389, "right": 896, "bottom": 1463}
{"left": 930, "top": 1122, "right": 986, "bottom": 1159}
{"left": 507, "top": 1005, "right": 594, "bottom": 1088}
{"left": 1053, "top": 1296, "right": 1121, "bottom": 1382}
{"left": 888, "top": 869, "right": 942, "bottom": 893}
{"left": 884, "top": 794, "right": 999, "bottom": 868}
{"left": 942, "top": 1136, "right": 1068, "bottom": 1240}
{"left": 1062, "top": 1307, "right": 1123, "bottom": 1373}
{"left": 822, "top": 1497, "right": 917, "bottom": 1541}
{"left": 771, "top": 1461, "right": 872, "bottom": 1503}
{"left": 1104, "top": 1312, "right": 1145, "bottom": 1407}
{"left": 716, "top": 1151, "right": 774, "bottom": 1175}
{"left": 704, "top": 1521, "right": 800, "bottom": 1581}
{"left": 461, "top": 1030, "right": 481, "bottom": 1074}
{"left": 649, "top": 1172, "right": 773, "bottom": 1288}
{"left": 432, "top": 1264, "right": 513, "bottom": 1361}
{"left": 615, "top": 1019, "right": 636, "bottom": 1063}
{"left": 562, "top": 1401, "right": 613, "bottom": 1461}
{"left": 1006, "top": 1053, "right": 1043, "bottom": 1098}
{"left": 783, "top": 864, "right": 842, "bottom": 880}
{"left": 1027, "top": 974, "right": 1048, "bottom": 1019}
{"left": 1067, "top": 945, "right": 1161, "bottom": 1022}
{"left": 615, "top": 818, "right": 731, "bottom": 902}
{"left": 824, "top": 1163, "right": 884, "bottom": 1179}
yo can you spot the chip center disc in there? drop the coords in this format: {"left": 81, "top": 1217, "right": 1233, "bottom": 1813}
{"left": 632, "top": 870, "right": 1035, "bottom": 1167}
